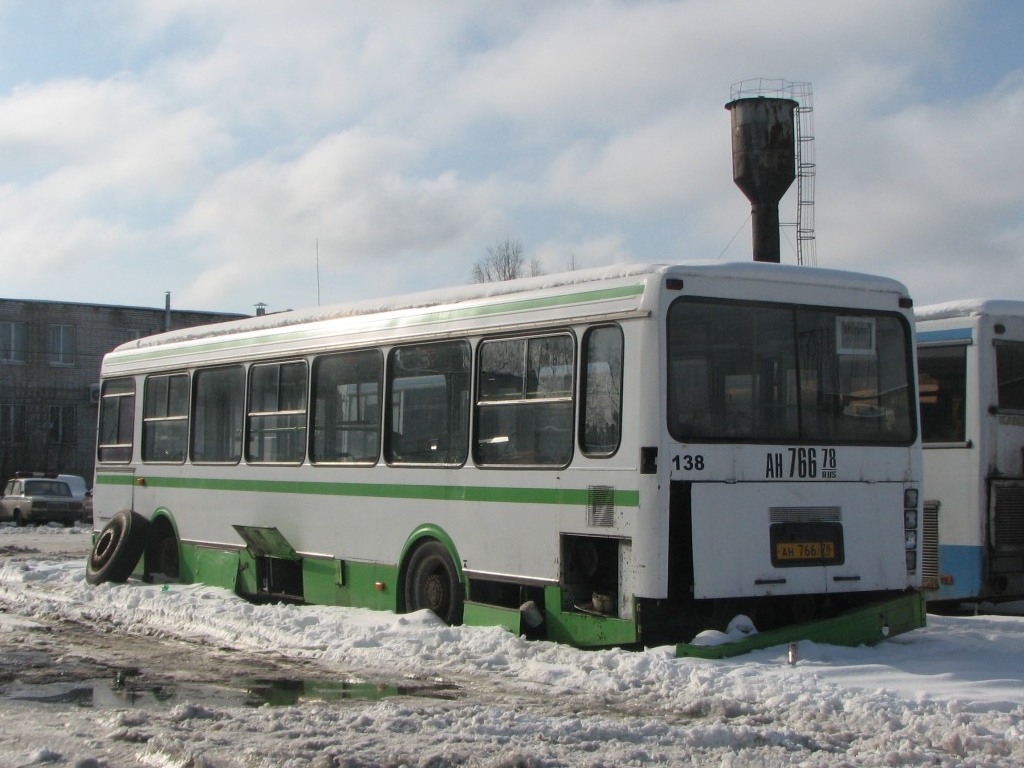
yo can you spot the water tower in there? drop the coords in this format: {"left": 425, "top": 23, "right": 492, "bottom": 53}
{"left": 726, "top": 79, "right": 815, "bottom": 265}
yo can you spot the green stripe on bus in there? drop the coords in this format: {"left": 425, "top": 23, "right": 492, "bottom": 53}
{"left": 109, "top": 282, "right": 646, "bottom": 364}
{"left": 96, "top": 472, "right": 641, "bottom": 507}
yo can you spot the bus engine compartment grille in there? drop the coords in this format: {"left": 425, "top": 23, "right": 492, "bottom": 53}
{"left": 922, "top": 499, "right": 940, "bottom": 588}
{"left": 770, "top": 506, "right": 842, "bottom": 524}
{"left": 992, "top": 481, "right": 1024, "bottom": 552}
{"left": 587, "top": 485, "right": 615, "bottom": 527}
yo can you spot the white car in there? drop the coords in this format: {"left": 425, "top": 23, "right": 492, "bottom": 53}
{"left": 1, "top": 473, "right": 84, "bottom": 526}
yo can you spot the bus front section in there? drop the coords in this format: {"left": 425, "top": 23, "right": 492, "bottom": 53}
{"left": 646, "top": 294, "right": 924, "bottom": 650}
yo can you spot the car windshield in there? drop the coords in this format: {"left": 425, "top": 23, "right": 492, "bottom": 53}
{"left": 24, "top": 480, "right": 71, "bottom": 497}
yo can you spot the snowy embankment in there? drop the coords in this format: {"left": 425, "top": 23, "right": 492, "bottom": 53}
{"left": 0, "top": 525, "right": 1022, "bottom": 767}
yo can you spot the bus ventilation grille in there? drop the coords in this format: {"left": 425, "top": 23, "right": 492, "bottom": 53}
{"left": 587, "top": 485, "right": 615, "bottom": 527}
{"left": 922, "top": 499, "right": 940, "bottom": 586}
{"left": 992, "top": 482, "right": 1024, "bottom": 552}
{"left": 769, "top": 506, "right": 841, "bottom": 523}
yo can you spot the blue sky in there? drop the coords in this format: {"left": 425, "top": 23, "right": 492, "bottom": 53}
{"left": 0, "top": 1, "right": 1022, "bottom": 315}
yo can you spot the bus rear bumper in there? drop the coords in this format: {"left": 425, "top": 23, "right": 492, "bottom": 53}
{"left": 674, "top": 590, "right": 927, "bottom": 659}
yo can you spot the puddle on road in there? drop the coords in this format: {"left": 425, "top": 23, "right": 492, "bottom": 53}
{"left": 2, "top": 673, "right": 459, "bottom": 710}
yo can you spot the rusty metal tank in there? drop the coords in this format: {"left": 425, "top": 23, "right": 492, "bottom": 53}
{"left": 725, "top": 97, "right": 798, "bottom": 263}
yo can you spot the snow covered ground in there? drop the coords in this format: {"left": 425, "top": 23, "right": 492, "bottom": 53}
{"left": 0, "top": 524, "right": 1022, "bottom": 767}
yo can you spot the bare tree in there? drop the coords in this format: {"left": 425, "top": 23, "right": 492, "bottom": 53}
{"left": 472, "top": 238, "right": 543, "bottom": 283}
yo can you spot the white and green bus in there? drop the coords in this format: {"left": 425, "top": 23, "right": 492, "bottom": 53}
{"left": 89, "top": 262, "right": 925, "bottom": 654}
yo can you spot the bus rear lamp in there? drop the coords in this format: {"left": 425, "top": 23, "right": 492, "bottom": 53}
{"left": 904, "top": 489, "right": 919, "bottom": 509}
{"left": 940, "top": 574, "right": 954, "bottom": 585}
{"left": 374, "top": 582, "right": 386, "bottom": 592}
{"left": 904, "top": 509, "right": 918, "bottom": 530}
{"left": 904, "top": 530, "right": 917, "bottom": 550}
{"left": 906, "top": 551, "right": 917, "bottom": 571}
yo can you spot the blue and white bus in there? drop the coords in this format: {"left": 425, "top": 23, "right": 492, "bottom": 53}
{"left": 917, "top": 300, "right": 1024, "bottom": 604}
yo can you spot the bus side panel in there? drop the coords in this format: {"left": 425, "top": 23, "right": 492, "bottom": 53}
{"left": 92, "top": 468, "right": 136, "bottom": 528}
{"left": 923, "top": 445, "right": 986, "bottom": 601}
{"left": 179, "top": 543, "right": 240, "bottom": 592}
{"left": 934, "top": 544, "right": 985, "bottom": 600}
{"left": 626, "top": 312, "right": 671, "bottom": 600}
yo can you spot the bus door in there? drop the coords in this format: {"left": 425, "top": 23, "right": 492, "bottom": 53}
{"left": 94, "top": 376, "right": 139, "bottom": 526}
{"left": 989, "top": 339, "right": 1024, "bottom": 596}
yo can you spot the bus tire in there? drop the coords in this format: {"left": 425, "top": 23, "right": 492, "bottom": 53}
{"left": 403, "top": 540, "right": 464, "bottom": 625}
{"left": 86, "top": 510, "right": 150, "bottom": 585}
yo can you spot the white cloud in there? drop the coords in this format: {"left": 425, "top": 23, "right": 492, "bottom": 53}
{"left": 175, "top": 129, "right": 501, "bottom": 309}
{"left": 0, "top": 0, "right": 1019, "bottom": 313}
{"left": 816, "top": 69, "right": 1024, "bottom": 302}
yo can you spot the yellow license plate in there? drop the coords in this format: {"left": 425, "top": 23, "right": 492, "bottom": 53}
{"left": 775, "top": 541, "right": 836, "bottom": 561}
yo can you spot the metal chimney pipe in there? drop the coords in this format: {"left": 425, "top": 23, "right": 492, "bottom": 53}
{"left": 725, "top": 97, "right": 798, "bottom": 263}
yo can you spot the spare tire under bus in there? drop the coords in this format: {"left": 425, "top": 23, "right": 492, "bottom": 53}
{"left": 86, "top": 510, "right": 150, "bottom": 585}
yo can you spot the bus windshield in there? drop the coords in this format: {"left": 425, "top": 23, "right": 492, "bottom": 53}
{"left": 667, "top": 298, "right": 915, "bottom": 444}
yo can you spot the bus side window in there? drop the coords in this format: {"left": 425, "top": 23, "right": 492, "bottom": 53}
{"left": 311, "top": 349, "right": 382, "bottom": 464}
{"left": 580, "top": 325, "right": 623, "bottom": 456}
{"left": 918, "top": 345, "right": 967, "bottom": 443}
{"left": 246, "top": 361, "right": 308, "bottom": 464}
{"left": 996, "top": 341, "right": 1024, "bottom": 412}
{"left": 475, "top": 334, "right": 574, "bottom": 467}
{"left": 191, "top": 366, "right": 244, "bottom": 463}
{"left": 97, "top": 377, "right": 135, "bottom": 463}
{"left": 142, "top": 373, "right": 189, "bottom": 463}
{"left": 386, "top": 341, "right": 470, "bottom": 466}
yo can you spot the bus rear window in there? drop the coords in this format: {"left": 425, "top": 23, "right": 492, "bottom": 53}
{"left": 667, "top": 298, "right": 915, "bottom": 445}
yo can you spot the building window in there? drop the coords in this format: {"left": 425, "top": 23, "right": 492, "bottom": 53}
{"left": 48, "top": 406, "right": 76, "bottom": 444}
{"left": 0, "top": 404, "right": 27, "bottom": 443}
{"left": 0, "top": 322, "right": 27, "bottom": 363}
{"left": 49, "top": 325, "right": 76, "bottom": 366}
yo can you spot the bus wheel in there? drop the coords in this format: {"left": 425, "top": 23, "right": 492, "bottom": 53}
{"left": 403, "top": 540, "right": 464, "bottom": 625}
{"left": 86, "top": 510, "right": 150, "bottom": 585}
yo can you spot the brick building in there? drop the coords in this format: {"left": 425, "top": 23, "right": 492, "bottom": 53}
{"left": 0, "top": 297, "right": 246, "bottom": 487}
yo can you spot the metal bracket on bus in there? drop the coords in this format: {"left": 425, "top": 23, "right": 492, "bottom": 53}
{"left": 232, "top": 525, "right": 300, "bottom": 560}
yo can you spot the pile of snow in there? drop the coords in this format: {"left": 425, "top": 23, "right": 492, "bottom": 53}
{"left": 0, "top": 527, "right": 1022, "bottom": 766}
